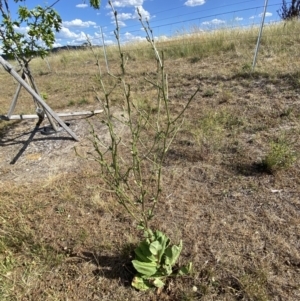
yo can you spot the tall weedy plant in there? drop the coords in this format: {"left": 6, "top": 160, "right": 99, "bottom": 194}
{"left": 89, "top": 1, "right": 199, "bottom": 291}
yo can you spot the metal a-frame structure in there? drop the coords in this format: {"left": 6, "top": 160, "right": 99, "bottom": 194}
{"left": 0, "top": 55, "right": 79, "bottom": 141}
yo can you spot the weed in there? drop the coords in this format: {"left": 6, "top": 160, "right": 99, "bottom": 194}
{"left": 38, "top": 70, "right": 50, "bottom": 76}
{"left": 279, "top": 107, "right": 293, "bottom": 118}
{"left": 78, "top": 98, "right": 89, "bottom": 106}
{"left": 262, "top": 138, "right": 296, "bottom": 172}
{"left": 188, "top": 56, "right": 201, "bottom": 64}
{"left": 242, "top": 63, "right": 251, "bottom": 72}
{"left": 40, "top": 92, "right": 48, "bottom": 100}
{"left": 240, "top": 270, "right": 269, "bottom": 301}
{"left": 203, "top": 89, "right": 214, "bottom": 97}
{"left": 67, "top": 100, "right": 75, "bottom": 106}
{"left": 219, "top": 88, "right": 232, "bottom": 103}
{"left": 60, "top": 54, "right": 68, "bottom": 68}
{"left": 193, "top": 109, "right": 243, "bottom": 150}
{"left": 87, "top": 2, "right": 197, "bottom": 291}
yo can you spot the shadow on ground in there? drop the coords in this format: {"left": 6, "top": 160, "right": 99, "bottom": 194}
{"left": 229, "top": 162, "right": 273, "bottom": 176}
{"left": 70, "top": 250, "right": 136, "bottom": 287}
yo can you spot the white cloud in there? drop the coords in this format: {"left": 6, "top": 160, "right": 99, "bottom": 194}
{"left": 134, "top": 6, "right": 151, "bottom": 20}
{"left": 250, "top": 12, "right": 272, "bottom": 19}
{"left": 235, "top": 17, "right": 243, "bottom": 21}
{"left": 117, "top": 12, "right": 133, "bottom": 20}
{"left": 107, "top": 5, "right": 151, "bottom": 27}
{"left": 63, "top": 19, "right": 96, "bottom": 28}
{"left": 157, "top": 35, "right": 169, "bottom": 41}
{"left": 114, "top": 20, "right": 127, "bottom": 27}
{"left": 103, "top": 39, "right": 115, "bottom": 45}
{"left": 13, "top": 25, "right": 28, "bottom": 34}
{"left": 52, "top": 42, "right": 62, "bottom": 47}
{"left": 108, "top": 11, "right": 133, "bottom": 21}
{"left": 108, "top": 0, "right": 144, "bottom": 7}
{"left": 202, "top": 19, "right": 225, "bottom": 25}
{"left": 56, "top": 27, "right": 79, "bottom": 39}
{"left": 71, "top": 32, "right": 93, "bottom": 44}
{"left": 259, "top": 12, "right": 272, "bottom": 17}
{"left": 123, "top": 32, "right": 144, "bottom": 42}
{"left": 76, "top": 4, "right": 88, "bottom": 8}
{"left": 184, "top": 0, "right": 205, "bottom": 7}
{"left": 210, "top": 19, "right": 225, "bottom": 24}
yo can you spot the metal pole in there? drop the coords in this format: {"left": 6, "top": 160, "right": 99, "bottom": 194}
{"left": 7, "top": 83, "right": 22, "bottom": 118}
{"left": 0, "top": 56, "right": 79, "bottom": 141}
{"left": 0, "top": 110, "right": 103, "bottom": 121}
{"left": 100, "top": 26, "right": 109, "bottom": 73}
{"left": 252, "top": 0, "right": 269, "bottom": 71}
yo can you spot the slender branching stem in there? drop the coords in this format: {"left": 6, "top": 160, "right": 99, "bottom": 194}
{"left": 88, "top": 4, "right": 199, "bottom": 235}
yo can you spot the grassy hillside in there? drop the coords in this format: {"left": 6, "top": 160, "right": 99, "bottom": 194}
{"left": 0, "top": 20, "right": 300, "bottom": 300}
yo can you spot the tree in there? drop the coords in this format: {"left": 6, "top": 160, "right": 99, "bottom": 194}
{"left": 278, "top": 0, "right": 300, "bottom": 20}
{"left": 87, "top": 0, "right": 101, "bottom": 9}
{"left": 0, "top": 0, "right": 101, "bottom": 62}
{"left": 0, "top": 0, "right": 101, "bottom": 126}
{"left": 0, "top": 0, "right": 63, "bottom": 66}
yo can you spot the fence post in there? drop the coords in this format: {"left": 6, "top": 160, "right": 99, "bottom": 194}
{"left": 252, "top": 0, "right": 269, "bottom": 71}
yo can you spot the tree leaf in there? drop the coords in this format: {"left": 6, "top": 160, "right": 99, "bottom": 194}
{"left": 89, "top": 0, "right": 101, "bottom": 9}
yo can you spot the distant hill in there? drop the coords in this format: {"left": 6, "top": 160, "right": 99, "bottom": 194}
{"left": 50, "top": 45, "right": 102, "bottom": 53}
{"left": 0, "top": 45, "right": 102, "bottom": 60}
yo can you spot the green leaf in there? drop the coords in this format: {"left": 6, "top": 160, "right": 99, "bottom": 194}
{"left": 153, "top": 278, "right": 165, "bottom": 288}
{"left": 90, "top": 0, "right": 101, "bottom": 9}
{"left": 134, "top": 240, "right": 156, "bottom": 262}
{"left": 160, "top": 264, "right": 172, "bottom": 276}
{"left": 178, "top": 262, "right": 192, "bottom": 276}
{"left": 164, "top": 240, "right": 182, "bottom": 266}
{"left": 134, "top": 247, "right": 152, "bottom": 263}
{"left": 132, "top": 276, "right": 152, "bottom": 291}
{"left": 0, "top": 2, "right": 62, "bottom": 59}
{"left": 146, "top": 228, "right": 154, "bottom": 240}
{"left": 155, "top": 231, "right": 170, "bottom": 262}
{"left": 137, "top": 222, "right": 144, "bottom": 231}
{"left": 132, "top": 260, "right": 158, "bottom": 276}
{"left": 149, "top": 240, "right": 162, "bottom": 255}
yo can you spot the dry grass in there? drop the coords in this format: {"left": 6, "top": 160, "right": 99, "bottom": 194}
{"left": 1, "top": 21, "right": 300, "bottom": 300}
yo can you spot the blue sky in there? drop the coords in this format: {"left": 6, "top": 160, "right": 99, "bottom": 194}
{"left": 7, "top": 0, "right": 283, "bottom": 47}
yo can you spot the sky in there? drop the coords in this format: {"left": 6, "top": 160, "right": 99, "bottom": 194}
{"left": 5, "top": 0, "right": 284, "bottom": 47}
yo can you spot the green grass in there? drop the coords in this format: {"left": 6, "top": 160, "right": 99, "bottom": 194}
{"left": 262, "top": 137, "right": 296, "bottom": 173}
{"left": 14, "top": 19, "right": 299, "bottom": 77}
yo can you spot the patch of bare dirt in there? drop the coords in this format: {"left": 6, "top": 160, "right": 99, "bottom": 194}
{"left": 0, "top": 108, "right": 126, "bottom": 183}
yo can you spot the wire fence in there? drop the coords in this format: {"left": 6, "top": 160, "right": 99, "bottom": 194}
{"left": 87, "top": 1, "right": 283, "bottom": 45}
{"left": 75, "top": 1, "right": 300, "bottom": 73}
{"left": 72, "top": 1, "right": 295, "bottom": 71}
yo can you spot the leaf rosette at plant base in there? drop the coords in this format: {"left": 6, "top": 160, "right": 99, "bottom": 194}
{"left": 131, "top": 230, "right": 192, "bottom": 291}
